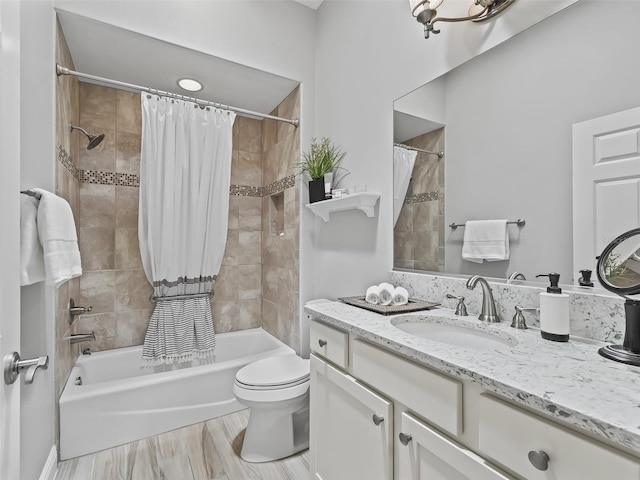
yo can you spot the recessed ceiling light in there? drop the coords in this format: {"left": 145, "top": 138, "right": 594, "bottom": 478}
{"left": 177, "top": 78, "right": 203, "bottom": 92}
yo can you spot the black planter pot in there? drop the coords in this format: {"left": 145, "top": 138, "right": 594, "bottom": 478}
{"left": 308, "top": 178, "right": 325, "bottom": 204}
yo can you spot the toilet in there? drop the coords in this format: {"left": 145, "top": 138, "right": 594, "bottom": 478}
{"left": 233, "top": 354, "right": 310, "bottom": 463}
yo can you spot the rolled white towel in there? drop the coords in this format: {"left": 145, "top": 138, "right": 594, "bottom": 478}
{"left": 378, "top": 283, "right": 394, "bottom": 306}
{"left": 392, "top": 287, "right": 409, "bottom": 306}
{"left": 365, "top": 286, "right": 381, "bottom": 305}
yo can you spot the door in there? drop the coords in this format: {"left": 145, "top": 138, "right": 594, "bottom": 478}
{"left": 0, "top": 1, "right": 22, "bottom": 479}
{"left": 310, "top": 355, "right": 393, "bottom": 480}
{"left": 397, "top": 412, "right": 513, "bottom": 480}
{"left": 573, "top": 107, "right": 640, "bottom": 281}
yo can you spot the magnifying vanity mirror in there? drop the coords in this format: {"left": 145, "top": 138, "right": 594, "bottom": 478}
{"left": 597, "top": 228, "right": 640, "bottom": 366}
{"left": 392, "top": 1, "right": 640, "bottom": 288}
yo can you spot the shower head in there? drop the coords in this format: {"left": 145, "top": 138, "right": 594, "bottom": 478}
{"left": 70, "top": 124, "right": 105, "bottom": 150}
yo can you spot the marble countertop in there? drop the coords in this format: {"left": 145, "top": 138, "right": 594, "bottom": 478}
{"left": 305, "top": 300, "right": 640, "bottom": 455}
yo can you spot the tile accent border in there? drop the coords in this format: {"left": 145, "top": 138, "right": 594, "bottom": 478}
{"left": 57, "top": 145, "right": 78, "bottom": 180}
{"left": 404, "top": 190, "right": 439, "bottom": 205}
{"left": 76, "top": 169, "right": 296, "bottom": 197}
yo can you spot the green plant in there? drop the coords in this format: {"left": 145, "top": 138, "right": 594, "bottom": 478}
{"left": 297, "top": 137, "right": 346, "bottom": 181}
{"left": 604, "top": 253, "right": 627, "bottom": 281}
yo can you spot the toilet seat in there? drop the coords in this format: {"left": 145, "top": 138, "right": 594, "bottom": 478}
{"left": 235, "top": 354, "right": 310, "bottom": 390}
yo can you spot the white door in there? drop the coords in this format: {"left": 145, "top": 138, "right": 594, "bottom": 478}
{"left": 0, "top": 1, "right": 23, "bottom": 479}
{"left": 573, "top": 106, "right": 640, "bottom": 282}
{"left": 396, "top": 412, "right": 513, "bottom": 480}
{"left": 310, "top": 355, "right": 393, "bottom": 480}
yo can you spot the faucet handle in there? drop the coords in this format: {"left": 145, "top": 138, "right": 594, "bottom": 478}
{"left": 511, "top": 305, "right": 539, "bottom": 329}
{"left": 446, "top": 294, "right": 468, "bottom": 316}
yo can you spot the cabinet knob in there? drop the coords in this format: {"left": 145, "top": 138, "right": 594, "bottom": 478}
{"left": 528, "top": 450, "right": 550, "bottom": 471}
{"left": 372, "top": 414, "right": 384, "bottom": 426}
{"left": 398, "top": 432, "right": 412, "bottom": 446}
{"left": 318, "top": 339, "right": 327, "bottom": 347}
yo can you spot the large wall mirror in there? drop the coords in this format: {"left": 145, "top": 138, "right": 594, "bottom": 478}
{"left": 393, "top": 1, "right": 640, "bottom": 286}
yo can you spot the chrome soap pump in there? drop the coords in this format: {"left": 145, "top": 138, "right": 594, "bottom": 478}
{"left": 535, "top": 273, "right": 570, "bottom": 342}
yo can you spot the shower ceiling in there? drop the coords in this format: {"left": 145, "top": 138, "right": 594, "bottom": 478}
{"left": 56, "top": 11, "right": 300, "bottom": 117}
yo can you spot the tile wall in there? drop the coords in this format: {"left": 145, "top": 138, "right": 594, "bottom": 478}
{"left": 54, "top": 18, "right": 80, "bottom": 442}
{"left": 394, "top": 127, "right": 445, "bottom": 271}
{"left": 56, "top": 64, "right": 302, "bottom": 388}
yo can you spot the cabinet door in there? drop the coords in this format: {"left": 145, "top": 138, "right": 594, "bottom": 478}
{"left": 397, "top": 412, "right": 513, "bottom": 480}
{"left": 310, "top": 355, "right": 393, "bottom": 480}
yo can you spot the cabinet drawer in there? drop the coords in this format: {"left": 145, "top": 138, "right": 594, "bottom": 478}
{"left": 310, "top": 320, "right": 348, "bottom": 368}
{"left": 351, "top": 339, "right": 462, "bottom": 437}
{"left": 478, "top": 394, "right": 640, "bottom": 480}
{"left": 398, "top": 412, "right": 513, "bottom": 480}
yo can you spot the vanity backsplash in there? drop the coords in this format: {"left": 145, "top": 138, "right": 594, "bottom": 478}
{"left": 389, "top": 271, "right": 625, "bottom": 344}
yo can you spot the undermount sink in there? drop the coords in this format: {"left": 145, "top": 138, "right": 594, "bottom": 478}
{"left": 391, "top": 315, "right": 518, "bottom": 350}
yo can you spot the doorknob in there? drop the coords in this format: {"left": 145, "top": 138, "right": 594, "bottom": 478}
{"left": 4, "top": 352, "right": 49, "bottom": 385}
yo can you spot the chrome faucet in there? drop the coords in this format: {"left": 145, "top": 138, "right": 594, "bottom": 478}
{"left": 466, "top": 275, "right": 500, "bottom": 322}
{"left": 67, "top": 332, "right": 96, "bottom": 344}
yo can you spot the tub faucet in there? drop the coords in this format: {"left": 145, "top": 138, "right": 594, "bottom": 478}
{"left": 466, "top": 275, "right": 500, "bottom": 323}
{"left": 67, "top": 332, "right": 96, "bottom": 344}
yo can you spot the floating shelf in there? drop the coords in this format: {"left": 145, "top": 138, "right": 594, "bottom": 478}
{"left": 306, "top": 192, "right": 380, "bottom": 222}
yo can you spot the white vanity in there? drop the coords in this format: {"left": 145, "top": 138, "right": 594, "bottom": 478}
{"left": 305, "top": 301, "right": 640, "bottom": 480}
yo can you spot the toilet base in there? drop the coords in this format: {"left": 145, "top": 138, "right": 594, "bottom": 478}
{"left": 240, "top": 393, "right": 310, "bottom": 463}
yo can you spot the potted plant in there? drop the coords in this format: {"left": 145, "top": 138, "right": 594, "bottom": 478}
{"left": 298, "top": 137, "right": 346, "bottom": 203}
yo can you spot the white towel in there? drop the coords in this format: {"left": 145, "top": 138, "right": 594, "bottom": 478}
{"left": 392, "top": 287, "right": 409, "bottom": 306}
{"left": 366, "top": 286, "right": 381, "bottom": 305}
{"left": 462, "top": 219, "right": 509, "bottom": 263}
{"left": 378, "top": 283, "right": 394, "bottom": 306}
{"left": 34, "top": 188, "right": 82, "bottom": 287}
{"left": 20, "top": 195, "right": 46, "bottom": 286}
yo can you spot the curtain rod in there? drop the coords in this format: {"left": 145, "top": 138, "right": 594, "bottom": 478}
{"left": 394, "top": 143, "right": 444, "bottom": 158}
{"left": 56, "top": 64, "right": 299, "bottom": 127}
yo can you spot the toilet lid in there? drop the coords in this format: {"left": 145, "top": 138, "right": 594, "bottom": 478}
{"left": 236, "top": 354, "right": 310, "bottom": 389}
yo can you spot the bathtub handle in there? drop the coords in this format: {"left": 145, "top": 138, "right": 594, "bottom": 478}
{"left": 3, "top": 352, "right": 49, "bottom": 385}
{"left": 318, "top": 339, "right": 327, "bottom": 348}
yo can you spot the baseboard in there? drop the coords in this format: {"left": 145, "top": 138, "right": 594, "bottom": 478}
{"left": 38, "top": 445, "right": 57, "bottom": 480}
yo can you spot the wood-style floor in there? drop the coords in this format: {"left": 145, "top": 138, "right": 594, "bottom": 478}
{"left": 55, "top": 409, "right": 309, "bottom": 480}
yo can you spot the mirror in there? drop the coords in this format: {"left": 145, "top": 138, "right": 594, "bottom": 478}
{"left": 393, "top": 1, "right": 640, "bottom": 286}
{"left": 596, "top": 228, "right": 640, "bottom": 366}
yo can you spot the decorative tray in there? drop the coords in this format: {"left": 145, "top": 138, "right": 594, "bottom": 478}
{"left": 338, "top": 296, "right": 440, "bottom": 315}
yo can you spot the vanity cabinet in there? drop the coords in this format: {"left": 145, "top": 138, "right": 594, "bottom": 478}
{"left": 309, "top": 318, "right": 640, "bottom": 480}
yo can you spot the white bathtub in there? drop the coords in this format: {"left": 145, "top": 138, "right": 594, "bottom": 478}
{"left": 59, "top": 328, "right": 293, "bottom": 460}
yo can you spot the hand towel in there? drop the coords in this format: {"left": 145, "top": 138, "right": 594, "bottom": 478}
{"left": 366, "top": 286, "right": 381, "bottom": 305}
{"left": 392, "top": 287, "right": 409, "bottom": 306}
{"left": 378, "top": 283, "right": 394, "bottom": 306}
{"left": 462, "top": 219, "right": 509, "bottom": 263}
{"left": 34, "top": 188, "right": 82, "bottom": 287}
{"left": 20, "top": 195, "right": 46, "bottom": 286}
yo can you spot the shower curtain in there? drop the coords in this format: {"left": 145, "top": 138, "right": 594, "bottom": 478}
{"left": 393, "top": 146, "right": 417, "bottom": 226}
{"left": 139, "top": 94, "right": 235, "bottom": 365}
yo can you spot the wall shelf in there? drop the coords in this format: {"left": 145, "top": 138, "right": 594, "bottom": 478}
{"left": 306, "top": 192, "right": 380, "bottom": 222}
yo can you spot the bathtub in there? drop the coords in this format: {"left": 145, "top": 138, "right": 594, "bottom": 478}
{"left": 59, "top": 328, "right": 294, "bottom": 460}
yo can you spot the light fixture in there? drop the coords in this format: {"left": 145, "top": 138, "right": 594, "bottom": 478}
{"left": 177, "top": 78, "right": 203, "bottom": 92}
{"left": 409, "top": 0, "right": 515, "bottom": 39}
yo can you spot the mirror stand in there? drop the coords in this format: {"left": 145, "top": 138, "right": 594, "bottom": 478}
{"left": 599, "top": 299, "right": 640, "bottom": 366}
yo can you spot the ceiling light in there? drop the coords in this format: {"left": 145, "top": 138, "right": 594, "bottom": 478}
{"left": 410, "top": 0, "right": 515, "bottom": 39}
{"left": 177, "top": 78, "right": 203, "bottom": 92}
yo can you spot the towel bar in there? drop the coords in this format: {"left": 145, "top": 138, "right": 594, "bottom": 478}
{"left": 150, "top": 292, "right": 212, "bottom": 303}
{"left": 449, "top": 218, "right": 525, "bottom": 230}
{"left": 20, "top": 189, "right": 42, "bottom": 200}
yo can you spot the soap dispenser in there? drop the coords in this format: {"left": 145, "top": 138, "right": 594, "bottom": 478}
{"left": 535, "top": 273, "right": 570, "bottom": 342}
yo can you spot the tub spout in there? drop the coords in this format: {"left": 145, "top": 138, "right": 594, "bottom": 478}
{"left": 67, "top": 332, "right": 96, "bottom": 344}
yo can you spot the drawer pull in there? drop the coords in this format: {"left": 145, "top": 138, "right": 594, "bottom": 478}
{"left": 318, "top": 339, "right": 327, "bottom": 347}
{"left": 528, "top": 450, "right": 550, "bottom": 471}
{"left": 398, "top": 433, "right": 412, "bottom": 446}
{"left": 372, "top": 414, "right": 384, "bottom": 426}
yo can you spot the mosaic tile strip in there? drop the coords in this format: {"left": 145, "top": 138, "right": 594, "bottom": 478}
{"left": 230, "top": 185, "right": 262, "bottom": 197}
{"left": 78, "top": 170, "right": 296, "bottom": 196}
{"left": 263, "top": 175, "right": 296, "bottom": 196}
{"left": 57, "top": 144, "right": 79, "bottom": 180}
{"left": 405, "top": 190, "right": 439, "bottom": 205}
